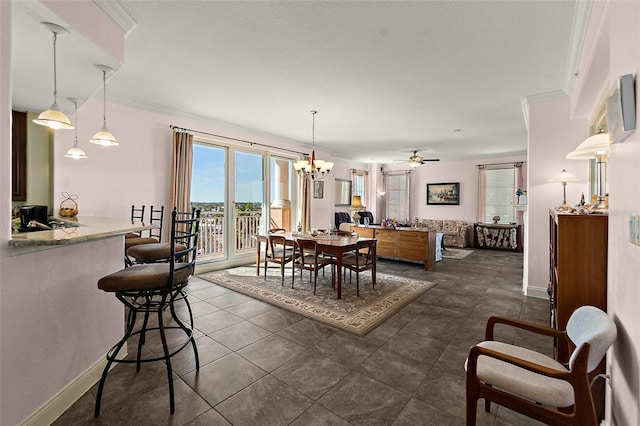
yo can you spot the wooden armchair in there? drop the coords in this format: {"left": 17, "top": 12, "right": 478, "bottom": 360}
{"left": 465, "top": 306, "right": 616, "bottom": 425}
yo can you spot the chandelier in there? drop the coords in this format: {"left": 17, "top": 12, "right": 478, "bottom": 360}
{"left": 294, "top": 111, "right": 334, "bottom": 180}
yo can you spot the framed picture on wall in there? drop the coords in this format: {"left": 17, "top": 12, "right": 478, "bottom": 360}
{"left": 314, "top": 181, "right": 324, "bottom": 199}
{"left": 427, "top": 182, "right": 460, "bottom": 205}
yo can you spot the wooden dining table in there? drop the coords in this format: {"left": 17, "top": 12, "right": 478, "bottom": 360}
{"left": 255, "top": 232, "right": 376, "bottom": 299}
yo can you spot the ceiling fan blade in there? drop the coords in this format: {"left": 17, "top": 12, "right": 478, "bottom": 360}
{"left": 421, "top": 159, "right": 440, "bottom": 162}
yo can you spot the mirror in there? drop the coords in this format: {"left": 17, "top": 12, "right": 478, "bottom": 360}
{"left": 335, "top": 179, "right": 352, "bottom": 206}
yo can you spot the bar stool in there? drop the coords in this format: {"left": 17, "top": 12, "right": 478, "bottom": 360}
{"left": 125, "top": 206, "right": 166, "bottom": 266}
{"left": 95, "top": 208, "right": 201, "bottom": 416}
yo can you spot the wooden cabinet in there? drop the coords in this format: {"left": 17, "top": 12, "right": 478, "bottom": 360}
{"left": 549, "top": 210, "right": 607, "bottom": 418}
{"left": 12, "top": 110, "right": 27, "bottom": 201}
{"left": 351, "top": 226, "right": 436, "bottom": 271}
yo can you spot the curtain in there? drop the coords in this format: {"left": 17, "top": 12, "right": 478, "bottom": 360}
{"left": 169, "top": 131, "right": 194, "bottom": 216}
{"left": 300, "top": 178, "right": 311, "bottom": 232}
{"left": 477, "top": 165, "right": 487, "bottom": 223}
{"left": 514, "top": 162, "right": 524, "bottom": 225}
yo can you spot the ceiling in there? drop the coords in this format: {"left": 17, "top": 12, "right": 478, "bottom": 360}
{"left": 11, "top": 1, "right": 584, "bottom": 165}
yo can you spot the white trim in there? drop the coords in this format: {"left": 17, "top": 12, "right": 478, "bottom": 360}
{"left": 525, "top": 285, "right": 549, "bottom": 299}
{"left": 563, "top": 0, "right": 594, "bottom": 95}
{"left": 20, "top": 344, "right": 126, "bottom": 426}
{"left": 93, "top": 0, "right": 137, "bottom": 34}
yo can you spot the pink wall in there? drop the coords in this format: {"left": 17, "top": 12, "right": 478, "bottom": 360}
{"left": 602, "top": 2, "right": 640, "bottom": 425}
{"left": 526, "top": 97, "right": 588, "bottom": 295}
{"left": 383, "top": 155, "right": 526, "bottom": 224}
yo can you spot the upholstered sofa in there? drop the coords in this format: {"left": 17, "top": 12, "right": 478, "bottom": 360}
{"left": 419, "top": 219, "right": 473, "bottom": 248}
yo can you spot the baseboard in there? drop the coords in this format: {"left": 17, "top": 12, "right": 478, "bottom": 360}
{"left": 525, "top": 285, "right": 549, "bottom": 299}
{"left": 21, "top": 344, "right": 126, "bottom": 426}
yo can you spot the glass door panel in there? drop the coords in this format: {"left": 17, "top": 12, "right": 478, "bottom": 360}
{"left": 234, "top": 151, "right": 264, "bottom": 256}
{"left": 191, "top": 144, "right": 227, "bottom": 262}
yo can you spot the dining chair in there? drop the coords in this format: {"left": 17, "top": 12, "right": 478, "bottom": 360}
{"left": 465, "top": 305, "right": 617, "bottom": 426}
{"left": 292, "top": 238, "right": 333, "bottom": 294}
{"left": 264, "top": 234, "right": 295, "bottom": 285}
{"left": 341, "top": 239, "right": 376, "bottom": 296}
{"left": 95, "top": 208, "right": 201, "bottom": 416}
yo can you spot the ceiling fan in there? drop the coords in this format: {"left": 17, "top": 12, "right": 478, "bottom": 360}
{"left": 396, "top": 150, "right": 440, "bottom": 168}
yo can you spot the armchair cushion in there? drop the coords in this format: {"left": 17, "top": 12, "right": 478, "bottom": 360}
{"left": 473, "top": 341, "right": 573, "bottom": 408}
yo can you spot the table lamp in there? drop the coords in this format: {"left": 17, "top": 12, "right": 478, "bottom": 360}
{"left": 351, "top": 195, "right": 363, "bottom": 224}
{"left": 549, "top": 169, "right": 579, "bottom": 211}
{"left": 566, "top": 130, "right": 611, "bottom": 213}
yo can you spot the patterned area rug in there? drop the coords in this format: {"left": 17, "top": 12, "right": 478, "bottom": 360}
{"left": 199, "top": 266, "right": 436, "bottom": 337}
{"left": 442, "top": 248, "right": 474, "bottom": 260}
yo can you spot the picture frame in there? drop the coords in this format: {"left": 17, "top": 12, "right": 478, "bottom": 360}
{"left": 314, "top": 180, "right": 324, "bottom": 199}
{"left": 427, "top": 182, "right": 460, "bottom": 205}
{"left": 334, "top": 179, "right": 352, "bottom": 206}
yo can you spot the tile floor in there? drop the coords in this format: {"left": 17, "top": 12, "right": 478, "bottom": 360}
{"left": 55, "top": 249, "right": 551, "bottom": 426}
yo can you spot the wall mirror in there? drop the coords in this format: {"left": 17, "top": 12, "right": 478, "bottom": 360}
{"left": 335, "top": 179, "right": 352, "bottom": 206}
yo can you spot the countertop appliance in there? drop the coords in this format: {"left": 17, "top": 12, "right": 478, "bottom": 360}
{"left": 19, "top": 205, "right": 49, "bottom": 231}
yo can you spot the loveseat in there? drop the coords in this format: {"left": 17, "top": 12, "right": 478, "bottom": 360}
{"left": 419, "top": 219, "right": 473, "bottom": 248}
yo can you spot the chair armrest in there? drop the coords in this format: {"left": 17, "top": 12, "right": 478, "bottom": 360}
{"left": 486, "top": 316, "right": 568, "bottom": 342}
{"left": 467, "top": 344, "right": 573, "bottom": 381}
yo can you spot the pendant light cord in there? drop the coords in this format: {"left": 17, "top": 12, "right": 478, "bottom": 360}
{"left": 311, "top": 110, "right": 317, "bottom": 149}
{"left": 102, "top": 70, "right": 107, "bottom": 127}
{"left": 52, "top": 32, "right": 58, "bottom": 104}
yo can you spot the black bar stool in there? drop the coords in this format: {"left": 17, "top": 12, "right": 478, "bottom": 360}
{"left": 125, "top": 205, "right": 165, "bottom": 267}
{"left": 95, "top": 208, "right": 201, "bottom": 416}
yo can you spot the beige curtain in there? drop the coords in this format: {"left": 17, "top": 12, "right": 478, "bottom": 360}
{"left": 514, "top": 162, "right": 524, "bottom": 225}
{"left": 300, "top": 178, "right": 311, "bottom": 232}
{"left": 169, "top": 131, "right": 194, "bottom": 215}
{"left": 477, "top": 165, "right": 487, "bottom": 223}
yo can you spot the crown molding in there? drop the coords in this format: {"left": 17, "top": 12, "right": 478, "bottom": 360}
{"left": 92, "top": 0, "right": 136, "bottom": 35}
{"left": 563, "top": 0, "right": 594, "bottom": 95}
{"left": 520, "top": 90, "right": 569, "bottom": 130}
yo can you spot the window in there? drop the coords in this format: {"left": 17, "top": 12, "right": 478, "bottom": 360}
{"left": 481, "top": 166, "right": 517, "bottom": 223}
{"left": 384, "top": 172, "right": 410, "bottom": 223}
{"left": 351, "top": 170, "right": 367, "bottom": 206}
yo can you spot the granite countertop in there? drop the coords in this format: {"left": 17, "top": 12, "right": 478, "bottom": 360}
{"left": 9, "top": 216, "right": 155, "bottom": 249}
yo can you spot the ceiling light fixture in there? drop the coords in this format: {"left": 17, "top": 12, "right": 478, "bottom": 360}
{"left": 33, "top": 23, "right": 74, "bottom": 130}
{"left": 64, "top": 98, "right": 88, "bottom": 159}
{"left": 566, "top": 129, "right": 611, "bottom": 213}
{"left": 90, "top": 65, "right": 118, "bottom": 147}
{"left": 293, "top": 111, "right": 333, "bottom": 180}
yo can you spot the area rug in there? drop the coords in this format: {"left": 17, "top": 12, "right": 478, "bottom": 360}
{"left": 199, "top": 266, "right": 436, "bottom": 337}
{"left": 442, "top": 248, "right": 474, "bottom": 260}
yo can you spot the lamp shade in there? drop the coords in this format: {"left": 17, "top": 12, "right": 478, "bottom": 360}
{"left": 549, "top": 169, "right": 579, "bottom": 183}
{"left": 33, "top": 106, "right": 74, "bottom": 130}
{"left": 90, "top": 127, "right": 118, "bottom": 147}
{"left": 566, "top": 132, "right": 611, "bottom": 159}
{"left": 64, "top": 144, "right": 88, "bottom": 159}
{"left": 351, "top": 195, "right": 363, "bottom": 209}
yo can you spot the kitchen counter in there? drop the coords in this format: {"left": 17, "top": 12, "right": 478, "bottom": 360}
{"left": 9, "top": 216, "right": 154, "bottom": 250}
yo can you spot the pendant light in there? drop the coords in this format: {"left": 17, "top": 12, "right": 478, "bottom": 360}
{"left": 33, "top": 23, "right": 74, "bottom": 130}
{"left": 293, "top": 110, "right": 334, "bottom": 180}
{"left": 64, "top": 98, "right": 88, "bottom": 159}
{"left": 90, "top": 65, "right": 118, "bottom": 147}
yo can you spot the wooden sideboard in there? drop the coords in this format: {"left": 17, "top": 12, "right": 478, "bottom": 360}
{"left": 549, "top": 210, "right": 608, "bottom": 419}
{"left": 350, "top": 225, "right": 436, "bottom": 271}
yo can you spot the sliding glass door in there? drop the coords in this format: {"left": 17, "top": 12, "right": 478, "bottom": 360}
{"left": 191, "top": 142, "right": 295, "bottom": 266}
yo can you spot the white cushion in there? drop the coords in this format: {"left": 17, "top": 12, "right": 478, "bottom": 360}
{"left": 470, "top": 341, "right": 574, "bottom": 408}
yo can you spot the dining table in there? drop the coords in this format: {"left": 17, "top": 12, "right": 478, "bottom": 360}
{"left": 255, "top": 232, "right": 376, "bottom": 299}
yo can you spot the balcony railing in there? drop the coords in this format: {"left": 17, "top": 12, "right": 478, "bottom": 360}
{"left": 197, "top": 210, "right": 262, "bottom": 261}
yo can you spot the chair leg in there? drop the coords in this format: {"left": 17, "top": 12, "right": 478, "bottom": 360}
{"left": 95, "top": 302, "right": 138, "bottom": 417}
{"left": 169, "top": 289, "right": 199, "bottom": 371}
{"left": 157, "top": 298, "right": 175, "bottom": 414}
{"left": 356, "top": 271, "right": 360, "bottom": 297}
